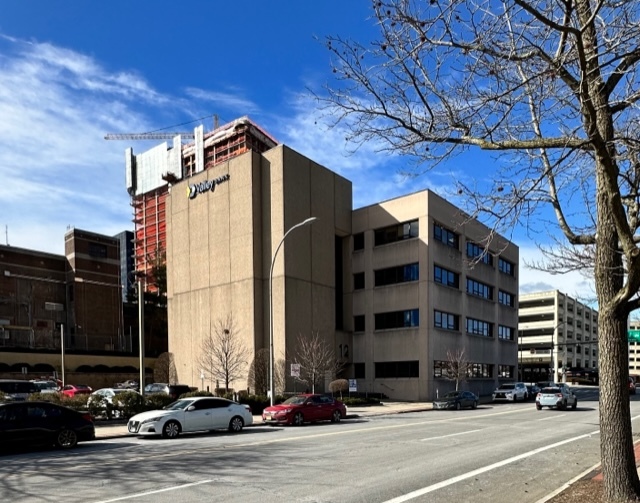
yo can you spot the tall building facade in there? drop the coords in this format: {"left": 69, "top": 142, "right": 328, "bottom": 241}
{"left": 156, "top": 120, "right": 520, "bottom": 400}
{"left": 518, "top": 290, "right": 599, "bottom": 383}
{"left": 352, "top": 192, "right": 519, "bottom": 400}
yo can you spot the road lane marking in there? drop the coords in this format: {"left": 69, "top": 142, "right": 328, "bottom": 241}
{"left": 381, "top": 430, "right": 600, "bottom": 503}
{"left": 90, "top": 480, "right": 212, "bottom": 503}
{"left": 420, "top": 429, "right": 482, "bottom": 441}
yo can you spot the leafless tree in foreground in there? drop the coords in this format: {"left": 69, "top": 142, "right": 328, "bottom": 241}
{"left": 294, "top": 331, "right": 343, "bottom": 394}
{"left": 442, "top": 349, "right": 470, "bottom": 392}
{"left": 318, "top": 1, "right": 640, "bottom": 499}
{"left": 197, "top": 315, "right": 248, "bottom": 393}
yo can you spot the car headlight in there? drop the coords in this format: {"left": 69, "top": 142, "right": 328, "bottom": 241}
{"left": 141, "top": 416, "right": 163, "bottom": 424}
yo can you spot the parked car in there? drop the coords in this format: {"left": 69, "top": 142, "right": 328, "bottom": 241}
{"left": 116, "top": 380, "right": 139, "bottom": 390}
{"left": 30, "top": 380, "right": 60, "bottom": 394}
{"left": 492, "top": 382, "right": 528, "bottom": 402}
{"left": 0, "top": 401, "right": 95, "bottom": 450}
{"left": 61, "top": 384, "right": 92, "bottom": 398}
{"left": 127, "top": 396, "right": 252, "bottom": 438}
{"left": 262, "top": 394, "right": 347, "bottom": 426}
{"left": 630, "top": 377, "right": 637, "bottom": 395}
{"left": 535, "top": 386, "right": 578, "bottom": 410}
{"left": 432, "top": 391, "right": 478, "bottom": 410}
{"left": 526, "top": 384, "right": 541, "bottom": 400}
{"left": 144, "top": 383, "right": 193, "bottom": 399}
{"left": 0, "top": 379, "right": 38, "bottom": 401}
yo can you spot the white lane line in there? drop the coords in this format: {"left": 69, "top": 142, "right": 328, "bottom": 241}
{"left": 420, "top": 429, "right": 482, "bottom": 442}
{"left": 91, "top": 480, "right": 212, "bottom": 503}
{"left": 381, "top": 430, "right": 599, "bottom": 503}
{"left": 538, "top": 414, "right": 567, "bottom": 421}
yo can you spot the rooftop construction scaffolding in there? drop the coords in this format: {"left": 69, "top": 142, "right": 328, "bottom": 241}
{"left": 124, "top": 116, "right": 278, "bottom": 290}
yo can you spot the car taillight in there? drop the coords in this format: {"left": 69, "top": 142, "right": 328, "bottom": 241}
{"left": 82, "top": 413, "right": 93, "bottom": 422}
{"left": 556, "top": 393, "right": 563, "bottom": 398}
{"left": 536, "top": 393, "right": 542, "bottom": 399}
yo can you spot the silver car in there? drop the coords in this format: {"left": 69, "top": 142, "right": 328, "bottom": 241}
{"left": 535, "top": 386, "right": 578, "bottom": 410}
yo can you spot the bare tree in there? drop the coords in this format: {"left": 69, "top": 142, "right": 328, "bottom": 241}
{"left": 318, "top": 1, "right": 640, "bottom": 499}
{"left": 197, "top": 315, "right": 248, "bottom": 393}
{"left": 248, "top": 348, "right": 286, "bottom": 396}
{"left": 153, "top": 352, "right": 177, "bottom": 384}
{"left": 294, "top": 331, "right": 343, "bottom": 394}
{"left": 442, "top": 349, "right": 470, "bottom": 392}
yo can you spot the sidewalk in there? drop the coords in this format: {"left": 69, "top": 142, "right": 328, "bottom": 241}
{"left": 93, "top": 400, "right": 434, "bottom": 439}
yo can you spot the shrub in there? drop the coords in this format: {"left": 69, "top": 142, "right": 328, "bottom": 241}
{"left": 60, "top": 394, "right": 90, "bottom": 410}
{"left": 329, "top": 379, "right": 349, "bottom": 398}
{"left": 144, "top": 393, "right": 175, "bottom": 411}
{"left": 113, "top": 391, "right": 145, "bottom": 419}
{"left": 28, "top": 392, "right": 62, "bottom": 404}
{"left": 341, "top": 397, "right": 381, "bottom": 407}
{"left": 0, "top": 391, "right": 5, "bottom": 403}
{"left": 181, "top": 390, "right": 214, "bottom": 398}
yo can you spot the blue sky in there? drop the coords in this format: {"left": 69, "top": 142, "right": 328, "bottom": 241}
{"left": 0, "top": 1, "right": 594, "bottom": 298}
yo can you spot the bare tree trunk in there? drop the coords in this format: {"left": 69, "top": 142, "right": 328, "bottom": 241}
{"left": 596, "top": 183, "right": 640, "bottom": 501}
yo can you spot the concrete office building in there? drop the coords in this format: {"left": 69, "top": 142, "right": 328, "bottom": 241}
{"left": 518, "top": 290, "right": 599, "bottom": 383}
{"left": 160, "top": 127, "right": 519, "bottom": 400}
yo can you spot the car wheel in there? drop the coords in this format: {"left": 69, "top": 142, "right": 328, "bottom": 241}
{"left": 513, "top": 395, "right": 517, "bottom": 402}
{"left": 228, "top": 416, "right": 244, "bottom": 432}
{"left": 162, "top": 420, "right": 181, "bottom": 439}
{"left": 331, "top": 410, "right": 342, "bottom": 423}
{"left": 56, "top": 429, "right": 78, "bottom": 449}
{"left": 536, "top": 405, "right": 542, "bottom": 410}
{"left": 572, "top": 399, "right": 578, "bottom": 410}
{"left": 455, "top": 402, "right": 461, "bottom": 410}
{"left": 471, "top": 401, "right": 477, "bottom": 409}
{"left": 293, "top": 412, "right": 304, "bottom": 426}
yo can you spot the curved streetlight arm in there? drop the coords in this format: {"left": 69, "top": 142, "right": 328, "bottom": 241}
{"left": 269, "top": 217, "right": 317, "bottom": 406}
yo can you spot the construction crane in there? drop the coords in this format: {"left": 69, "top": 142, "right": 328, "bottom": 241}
{"left": 104, "top": 132, "right": 195, "bottom": 140}
{"left": 104, "top": 114, "right": 218, "bottom": 141}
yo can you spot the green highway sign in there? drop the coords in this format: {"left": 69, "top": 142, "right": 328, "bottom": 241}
{"left": 629, "top": 330, "right": 640, "bottom": 343}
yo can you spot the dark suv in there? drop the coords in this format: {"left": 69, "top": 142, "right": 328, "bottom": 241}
{"left": 144, "top": 383, "right": 193, "bottom": 399}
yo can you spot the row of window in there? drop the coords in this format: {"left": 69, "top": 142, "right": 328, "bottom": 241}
{"left": 354, "top": 263, "right": 419, "bottom": 290}
{"left": 355, "top": 308, "right": 516, "bottom": 340}
{"left": 353, "top": 361, "right": 515, "bottom": 379}
{"left": 434, "top": 265, "right": 515, "bottom": 305}
{"left": 354, "top": 221, "right": 516, "bottom": 280}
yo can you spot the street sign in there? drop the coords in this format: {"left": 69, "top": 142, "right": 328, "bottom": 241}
{"left": 348, "top": 379, "right": 357, "bottom": 392}
{"left": 291, "top": 363, "right": 301, "bottom": 378}
{"left": 629, "top": 330, "right": 640, "bottom": 343}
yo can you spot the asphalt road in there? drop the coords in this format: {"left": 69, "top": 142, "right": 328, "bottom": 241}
{"left": 1, "top": 387, "right": 631, "bottom": 503}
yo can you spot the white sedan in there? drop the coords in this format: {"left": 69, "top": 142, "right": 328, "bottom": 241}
{"left": 127, "top": 396, "right": 253, "bottom": 438}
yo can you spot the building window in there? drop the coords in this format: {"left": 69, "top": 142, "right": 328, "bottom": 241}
{"left": 89, "top": 242, "right": 108, "bottom": 258}
{"left": 468, "top": 363, "right": 494, "bottom": 378}
{"left": 466, "top": 317, "right": 493, "bottom": 337}
{"left": 353, "top": 233, "right": 364, "bottom": 251}
{"left": 434, "top": 310, "right": 459, "bottom": 331}
{"left": 375, "top": 361, "right": 419, "bottom": 378}
{"left": 466, "top": 242, "right": 492, "bottom": 265}
{"left": 434, "top": 223, "right": 459, "bottom": 249}
{"left": 498, "top": 290, "right": 515, "bottom": 307}
{"left": 354, "top": 363, "right": 365, "bottom": 378}
{"left": 434, "top": 265, "right": 459, "bottom": 288}
{"left": 498, "top": 257, "right": 515, "bottom": 276}
{"left": 374, "top": 220, "right": 419, "bottom": 246}
{"left": 467, "top": 278, "right": 493, "bottom": 300}
{"left": 375, "top": 309, "right": 419, "bottom": 330}
{"left": 498, "top": 325, "right": 515, "bottom": 340}
{"left": 354, "top": 272, "right": 365, "bottom": 290}
{"left": 375, "top": 263, "right": 419, "bottom": 287}
{"left": 354, "top": 315, "right": 365, "bottom": 333}
{"left": 498, "top": 365, "right": 514, "bottom": 378}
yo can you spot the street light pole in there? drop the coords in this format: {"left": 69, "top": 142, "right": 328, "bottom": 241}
{"left": 269, "top": 216, "right": 316, "bottom": 406}
{"left": 137, "top": 277, "right": 145, "bottom": 396}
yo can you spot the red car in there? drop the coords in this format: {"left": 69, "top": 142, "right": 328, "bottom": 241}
{"left": 262, "top": 394, "right": 347, "bottom": 426}
{"left": 61, "top": 384, "right": 93, "bottom": 398}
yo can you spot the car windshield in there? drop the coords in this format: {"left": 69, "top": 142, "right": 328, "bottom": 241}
{"left": 163, "top": 399, "right": 194, "bottom": 410}
{"left": 542, "top": 387, "right": 561, "bottom": 393}
{"left": 443, "top": 392, "right": 461, "bottom": 398}
{"left": 34, "top": 382, "right": 57, "bottom": 390}
{"left": 499, "top": 384, "right": 515, "bottom": 390}
{"left": 282, "top": 396, "right": 308, "bottom": 405}
{"left": 113, "top": 389, "right": 129, "bottom": 394}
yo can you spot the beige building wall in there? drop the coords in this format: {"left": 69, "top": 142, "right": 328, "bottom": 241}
{"left": 352, "top": 190, "right": 519, "bottom": 401}
{"left": 167, "top": 146, "right": 352, "bottom": 392}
